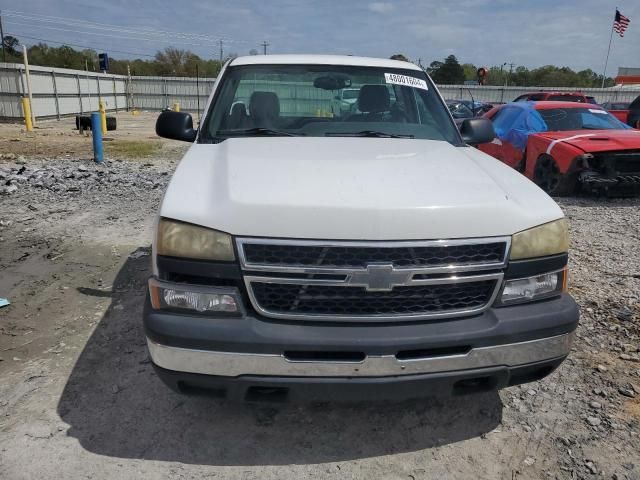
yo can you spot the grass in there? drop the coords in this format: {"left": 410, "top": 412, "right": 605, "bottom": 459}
{"left": 106, "top": 140, "right": 163, "bottom": 159}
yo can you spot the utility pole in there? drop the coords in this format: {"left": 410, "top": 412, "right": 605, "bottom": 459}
{"left": 0, "top": 11, "right": 6, "bottom": 62}
{"left": 261, "top": 41, "right": 269, "bottom": 55}
{"left": 505, "top": 62, "right": 515, "bottom": 87}
{"left": 219, "top": 39, "right": 223, "bottom": 62}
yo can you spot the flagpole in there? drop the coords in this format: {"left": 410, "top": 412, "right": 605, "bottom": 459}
{"left": 601, "top": 10, "right": 616, "bottom": 88}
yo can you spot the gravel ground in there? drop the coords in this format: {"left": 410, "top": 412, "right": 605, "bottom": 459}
{"left": 0, "top": 152, "right": 639, "bottom": 480}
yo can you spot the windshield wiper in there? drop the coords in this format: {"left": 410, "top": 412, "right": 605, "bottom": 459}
{"left": 216, "top": 127, "right": 301, "bottom": 137}
{"left": 325, "top": 130, "right": 414, "bottom": 138}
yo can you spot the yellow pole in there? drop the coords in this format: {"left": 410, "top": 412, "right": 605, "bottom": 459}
{"left": 173, "top": 102, "right": 180, "bottom": 112}
{"left": 21, "top": 97, "right": 33, "bottom": 132}
{"left": 22, "top": 45, "right": 36, "bottom": 128}
{"left": 99, "top": 100, "right": 107, "bottom": 135}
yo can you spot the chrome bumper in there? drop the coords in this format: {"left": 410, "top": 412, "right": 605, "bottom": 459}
{"left": 147, "top": 332, "right": 574, "bottom": 378}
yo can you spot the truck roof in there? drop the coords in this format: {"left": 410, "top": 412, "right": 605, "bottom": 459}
{"left": 230, "top": 54, "right": 422, "bottom": 71}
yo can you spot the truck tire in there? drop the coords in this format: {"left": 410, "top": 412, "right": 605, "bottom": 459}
{"left": 533, "top": 154, "right": 577, "bottom": 196}
{"left": 75, "top": 115, "right": 116, "bottom": 131}
{"left": 75, "top": 115, "right": 91, "bottom": 130}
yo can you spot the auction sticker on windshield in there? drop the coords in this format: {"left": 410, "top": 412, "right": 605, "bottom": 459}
{"left": 384, "top": 73, "right": 428, "bottom": 91}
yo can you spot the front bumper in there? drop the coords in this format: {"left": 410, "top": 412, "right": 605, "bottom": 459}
{"left": 144, "top": 293, "right": 578, "bottom": 400}
{"left": 147, "top": 333, "right": 573, "bottom": 378}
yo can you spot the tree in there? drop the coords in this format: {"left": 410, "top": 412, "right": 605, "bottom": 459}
{"left": 2, "top": 35, "right": 19, "bottom": 56}
{"left": 461, "top": 63, "right": 477, "bottom": 82}
{"left": 390, "top": 54, "right": 409, "bottom": 62}
{"left": 155, "top": 47, "right": 189, "bottom": 75}
{"left": 427, "top": 55, "right": 465, "bottom": 84}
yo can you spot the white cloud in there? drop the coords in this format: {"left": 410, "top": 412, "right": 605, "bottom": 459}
{"left": 368, "top": 2, "right": 394, "bottom": 14}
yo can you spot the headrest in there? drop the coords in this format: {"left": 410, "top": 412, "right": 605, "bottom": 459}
{"left": 230, "top": 102, "right": 247, "bottom": 117}
{"left": 358, "top": 85, "right": 390, "bottom": 113}
{"left": 249, "top": 91, "right": 280, "bottom": 121}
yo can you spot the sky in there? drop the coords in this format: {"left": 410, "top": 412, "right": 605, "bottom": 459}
{"left": 1, "top": 0, "right": 639, "bottom": 77}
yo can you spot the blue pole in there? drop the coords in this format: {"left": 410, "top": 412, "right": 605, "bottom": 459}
{"left": 91, "top": 112, "right": 104, "bottom": 163}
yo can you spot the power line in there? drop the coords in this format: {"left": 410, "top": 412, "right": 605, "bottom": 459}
{"left": 261, "top": 40, "right": 269, "bottom": 55}
{"left": 4, "top": 19, "right": 225, "bottom": 47}
{"left": 2, "top": 10, "right": 246, "bottom": 44}
{"left": 5, "top": 32, "right": 157, "bottom": 58}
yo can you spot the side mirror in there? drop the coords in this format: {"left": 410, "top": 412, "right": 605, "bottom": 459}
{"left": 459, "top": 118, "right": 495, "bottom": 145}
{"left": 156, "top": 111, "right": 197, "bottom": 142}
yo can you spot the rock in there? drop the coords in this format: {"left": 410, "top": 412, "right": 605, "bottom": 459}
{"left": 613, "top": 308, "right": 633, "bottom": 322}
{"left": 620, "top": 354, "right": 640, "bottom": 363}
{"left": 527, "top": 389, "right": 537, "bottom": 396}
{"left": 586, "top": 416, "right": 601, "bottom": 426}
{"left": 589, "top": 401, "right": 602, "bottom": 409}
{"left": 596, "top": 365, "right": 608, "bottom": 373}
{"left": 77, "top": 165, "right": 88, "bottom": 172}
{"left": 618, "top": 387, "right": 635, "bottom": 398}
{"left": 1, "top": 185, "right": 18, "bottom": 194}
{"left": 584, "top": 460, "right": 597, "bottom": 474}
{"left": 523, "top": 456, "right": 535, "bottom": 466}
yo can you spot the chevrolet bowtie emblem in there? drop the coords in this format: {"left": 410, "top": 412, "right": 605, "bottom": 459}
{"left": 348, "top": 263, "right": 412, "bottom": 291}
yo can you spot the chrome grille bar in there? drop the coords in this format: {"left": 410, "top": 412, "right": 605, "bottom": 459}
{"left": 236, "top": 237, "right": 509, "bottom": 321}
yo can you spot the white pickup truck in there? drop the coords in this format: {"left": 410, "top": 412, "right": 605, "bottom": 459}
{"left": 146, "top": 55, "right": 578, "bottom": 402}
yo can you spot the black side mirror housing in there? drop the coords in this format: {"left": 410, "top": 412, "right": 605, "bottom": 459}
{"left": 459, "top": 118, "right": 495, "bottom": 145}
{"left": 156, "top": 111, "right": 197, "bottom": 142}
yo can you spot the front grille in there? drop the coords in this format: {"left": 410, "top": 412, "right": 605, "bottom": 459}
{"left": 238, "top": 238, "right": 508, "bottom": 321}
{"left": 615, "top": 156, "right": 640, "bottom": 174}
{"left": 250, "top": 281, "right": 497, "bottom": 316}
{"left": 242, "top": 242, "right": 506, "bottom": 268}
{"left": 590, "top": 150, "right": 640, "bottom": 175}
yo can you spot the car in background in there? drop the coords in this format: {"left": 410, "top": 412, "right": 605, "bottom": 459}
{"left": 629, "top": 95, "right": 640, "bottom": 129}
{"left": 459, "top": 100, "right": 494, "bottom": 116}
{"left": 513, "top": 92, "right": 589, "bottom": 103}
{"left": 445, "top": 100, "right": 475, "bottom": 126}
{"left": 601, "top": 96, "right": 640, "bottom": 128}
{"left": 334, "top": 87, "right": 360, "bottom": 114}
{"left": 478, "top": 101, "right": 640, "bottom": 196}
{"left": 601, "top": 101, "right": 631, "bottom": 123}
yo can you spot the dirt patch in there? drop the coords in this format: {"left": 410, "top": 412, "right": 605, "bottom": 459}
{"left": 0, "top": 112, "right": 173, "bottom": 161}
{"left": 105, "top": 139, "right": 164, "bottom": 159}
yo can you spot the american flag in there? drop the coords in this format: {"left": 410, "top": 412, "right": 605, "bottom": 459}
{"left": 614, "top": 9, "right": 631, "bottom": 37}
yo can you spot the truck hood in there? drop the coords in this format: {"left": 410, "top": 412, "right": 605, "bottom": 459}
{"left": 537, "top": 129, "right": 640, "bottom": 154}
{"left": 160, "top": 138, "right": 563, "bottom": 240}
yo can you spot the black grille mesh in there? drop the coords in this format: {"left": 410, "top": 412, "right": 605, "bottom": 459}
{"left": 250, "top": 281, "right": 497, "bottom": 317}
{"left": 243, "top": 242, "right": 506, "bottom": 268}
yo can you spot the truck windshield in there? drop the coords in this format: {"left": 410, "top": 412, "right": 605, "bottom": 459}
{"left": 200, "top": 64, "right": 461, "bottom": 144}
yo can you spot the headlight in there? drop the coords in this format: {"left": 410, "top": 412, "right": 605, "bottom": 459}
{"left": 156, "top": 218, "right": 235, "bottom": 261}
{"left": 510, "top": 219, "right": 568, "bottom": 260}
{"left": 149, "top": 278, "right": 242, "bottom": 314}
{"left": 498, "top": 269, "right": 566, "bottom": 305}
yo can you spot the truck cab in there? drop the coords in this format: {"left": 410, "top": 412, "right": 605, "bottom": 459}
{"left": 147, "top": 55, "right": 579, "bottom": 402}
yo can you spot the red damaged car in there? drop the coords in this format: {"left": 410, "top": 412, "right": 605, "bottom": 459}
{"left": 478, "top": 101, "right": 640, "bottom": 196}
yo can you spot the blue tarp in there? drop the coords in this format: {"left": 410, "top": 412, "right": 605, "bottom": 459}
{"left": 492, "top": 102, "right": 547, "bottom": 151}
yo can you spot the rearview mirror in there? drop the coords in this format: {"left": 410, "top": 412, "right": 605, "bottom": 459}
{"left": 156, "top": 111, "right": 197, "bottom": 142}
{"left": 459, "top": 118, "right": 495, "bottom": 145}
{"left": 314, "top": 74, "right": 352, "bottom": 91}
